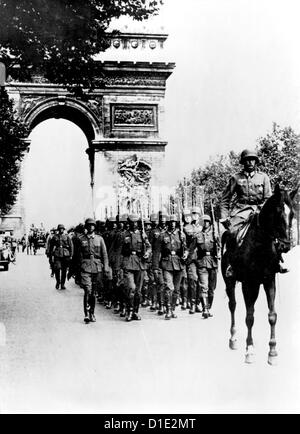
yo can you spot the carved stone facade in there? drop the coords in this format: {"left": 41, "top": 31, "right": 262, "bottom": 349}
{"left": 3, "top": 33, "right": 175, "bottom": 233}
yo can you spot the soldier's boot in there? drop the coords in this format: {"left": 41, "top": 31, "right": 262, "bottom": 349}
{"left": 120, "top": 301, "right": 127, "bottom": 317}
{"left": 126, "top": 308, "right": 134, "bottom": 322}
{"left": 202, "top": 295, "right": 210, "bottom": 319}
{"left": 157, "top": 304, "right": 164, "bottom": 315}
{"left": 132, "top": 303, "right": 141, "bottom": 321}
{"left": 181, "top": 297, "right": 187, "bottom": 310}
{"left": 195, "top": 302, "right": 202, "bottom": 313}
{"left": 165, "top": 305, "right": 172, "bottom": 320}
{"left": 60, "top": 268, "right": 67, "bottom": 289}
{"left": 171, "top": 305, "right": 177, "bottom": 319}
{"left": 114, "top": 301, "right": 121, "bottom": 314}
{"left": 189, "top": 302, "right": 195, "bottom": 314}
{"left": 88, "top": 294, "right": 96, "bottom": 322}
{"left": 150, "top": 295, "right": 157, "bottom": 311}
{"left": 55, "top": 270, "right": 61, "bottom": 289}
{"left": 83, "top": 293, "right": 90, "bottom": 323}
{"left": 105, "top": 280, "right": 113, "bottom": 309}
{"left": 208, "top": 295, "right": 214, "bottom": 317}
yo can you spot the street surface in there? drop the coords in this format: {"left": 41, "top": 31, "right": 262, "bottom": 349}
{"left": 0, "top": 247, "right": 299, "bottom": 414}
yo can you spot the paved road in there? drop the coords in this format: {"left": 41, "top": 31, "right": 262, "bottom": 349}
{"left": 0, "top": 248, "right": 299, "bottom": 414}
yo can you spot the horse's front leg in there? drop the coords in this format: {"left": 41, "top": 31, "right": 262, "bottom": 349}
{"left": 242, "top": 280, "right": 260, "bottom": 363}
{"left": 264, "top": 277, "right": 277, "bottom": 365}
{"left": 226, "top": 278, "right": 238, "bottom": 350}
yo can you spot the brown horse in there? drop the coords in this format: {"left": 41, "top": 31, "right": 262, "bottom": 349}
{"left": 221, "top": 185, "right": 297, "bottom": 364}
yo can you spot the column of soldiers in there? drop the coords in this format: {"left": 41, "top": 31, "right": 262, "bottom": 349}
{"left": 46, "top": 209, "right": 219, "bottom": 324}
{"left": 44, "top": 148, "right": 289, "bottom": 324}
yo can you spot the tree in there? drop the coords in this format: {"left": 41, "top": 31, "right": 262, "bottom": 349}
{"left": 0, "top": 0, "right": 162, "bottom": 93}
{"left": 256, "top": 123, "right": 300, "bottom": 190}
{"left": 188, "top": 151, "right": 240, "bottom": 216}
{"left": 0, "top": 90, "right": 29, "bottom": 215}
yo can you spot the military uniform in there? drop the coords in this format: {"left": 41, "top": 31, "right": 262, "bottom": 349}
{"left": 102, "top": 217, "right": 117, "bottom": 308}
{"left": 51, "top": 225, "right": 74, "bottom": 289}
{"left": 78, "top": 220, "right": 108, "bottom": 323}
{"left": 220, "top": 169, "right": 272, "bottom": 232}
{"left": 189, "top": 215, "right": 219, "bottom": 318}
{"left": 121, "top": 215, "right": 151, "bottom": 321}
{"left": 148, "top": 213, "right": 165, "bottom": 313}
{"left": 109, "top": 215, "right": 128, "bottom": 314}
{"left": 159, "top": 216, "right": 187, "bottom": 319}
{"left": 220, "top": 149, "right": 273, "bottom": 276}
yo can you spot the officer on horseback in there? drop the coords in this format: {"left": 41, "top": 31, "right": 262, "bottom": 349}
{"left": 220, "top": 149, "right": 286, "bottom": 274}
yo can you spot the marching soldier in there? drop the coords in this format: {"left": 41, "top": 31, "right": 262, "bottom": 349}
{"left": 45, "top": 228, "right": 55, "bottom": 277}
{"left": 109, "top": 214, "right": 128, "bottom": 314}
{"left": 182, "top": 208, "right": 198, "bottom": 313}
{"left": 220, "top": 149, "right": 274, "bottom": 275}
{"left": 159, "top": 214, "right": 188, "bottom": 320}
{"left": 102, "top": 217, "right": 117, "bottom": 309}
{"left": 188, "top": 215, "right": 219, "bottom": 318}
{"left": 141, "top": 217, "right": 152, "bottom": 308}
{"left": 148, "top": 213, "right": 164, "bottom": 313}
{"left": 77, "top": 218, "right": 109, "bottom": 323}
{"left": 51, "top": 224, "right": 74, "bottom": 290}
{"left": 121, "top": 214, "right": 151, "bottom": 322}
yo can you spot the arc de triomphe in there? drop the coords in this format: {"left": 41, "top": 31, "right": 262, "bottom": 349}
{"left": 1, "top": 24, "right": 175, "bottom": 235}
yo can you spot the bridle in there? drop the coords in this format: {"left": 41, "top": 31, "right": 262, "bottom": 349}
{"left": 257, "top": 193, "right": 293, "bottom": 254}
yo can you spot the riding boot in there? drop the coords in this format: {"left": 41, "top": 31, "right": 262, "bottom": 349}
{"left": 189, "top": 302, "right": 195, "bottom": 314}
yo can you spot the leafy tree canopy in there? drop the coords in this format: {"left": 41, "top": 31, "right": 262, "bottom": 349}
{"left": 0, "top": 91, "right": 29, "bottom": 215}
{"left": 0, "top": 0, "right": 162, "bottom": 92}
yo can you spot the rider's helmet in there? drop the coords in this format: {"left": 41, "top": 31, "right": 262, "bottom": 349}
{"left": 240, "top": 149, "right": 259, "bottom": 164}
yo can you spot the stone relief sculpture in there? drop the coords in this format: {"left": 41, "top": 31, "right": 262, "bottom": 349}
{"left": 117, "top": 154, "right": 151, "bottom": 214}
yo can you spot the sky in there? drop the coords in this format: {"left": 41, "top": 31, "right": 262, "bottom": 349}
{"left": 23, "top": 0, "right": 300, "bottom": 229}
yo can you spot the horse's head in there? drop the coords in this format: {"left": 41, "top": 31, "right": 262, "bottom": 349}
{"left": 260, "top": 184, "right": 298, "bottom": 253}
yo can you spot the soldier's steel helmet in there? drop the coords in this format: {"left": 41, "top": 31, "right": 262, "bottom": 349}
{"left": 128, "top": 214, "right": 139, "bottom": 222}
{"left": 183, "top": 209, "right": 191, "bottom": 216}
{"left": 144, "top": 218, "right": 151, "bottom": 225}
{"left": 150, "top": 213, "right": 159, "bottom": 222}
{"left": 202, "top": 214, "right": 212, "bottom": 223}
{"left": 191, "top": 206, "right": 201, "bottom": 214}
{"left": 169, "top": 214, "right": 178, "bottom": 222}
{"left": 160, "top": 214, "right": 169, "bottom": 221}
{"left": 85, "top": 218, "right": 96, "bottom": 226}
{"left": 240, "top": 149, "right": 259, "bottom": 164}
{"left": 57, "top": 224, "right": 65, "bottom": 230}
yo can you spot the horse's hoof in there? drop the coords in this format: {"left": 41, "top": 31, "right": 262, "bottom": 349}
{"left": 245, "top": 353, "right": 255, "bottom": 364}
{"left": 229, "top": 339, "right": 238, "bottom": 350}
{"left": 268, "top": 354, "right": 278, "bottom": 366}
{"left": 245, "top": 346, "right": 255, "bottom": 364}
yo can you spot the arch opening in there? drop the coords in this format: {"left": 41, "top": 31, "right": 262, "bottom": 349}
{"left": 22, "top": 118, "right": 93, "bottom": 232}
{"left": 29, "top": 104, "right": 96, "bottom": 144}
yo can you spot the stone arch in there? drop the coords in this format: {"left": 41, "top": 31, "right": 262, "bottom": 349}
{"left": 24, "top": 96, "right": 101, "bottom": 144}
